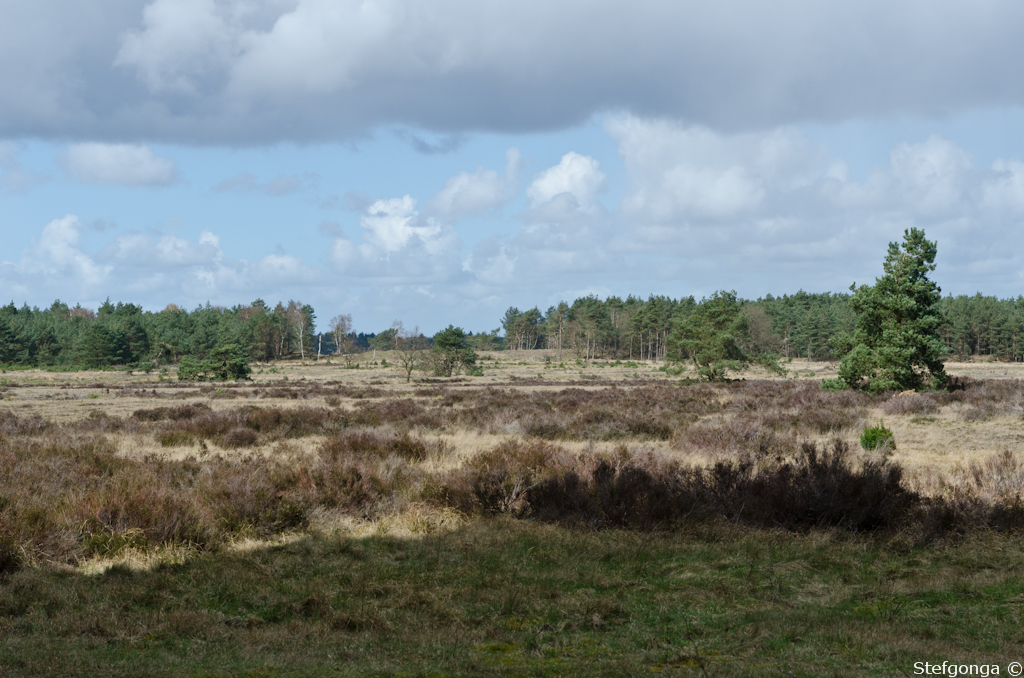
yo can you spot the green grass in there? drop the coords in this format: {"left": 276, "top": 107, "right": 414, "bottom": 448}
{"left": 3, "top": 519, "right": 1023, "bottom": 676}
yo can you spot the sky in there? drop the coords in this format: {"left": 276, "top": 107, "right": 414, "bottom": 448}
{"left": 4, "top": 0, "right": 1024, "bottom": 334}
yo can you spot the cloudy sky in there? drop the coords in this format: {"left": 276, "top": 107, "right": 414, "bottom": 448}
{"left": 3, "top": 0, "right": 1024, "bottom": 333}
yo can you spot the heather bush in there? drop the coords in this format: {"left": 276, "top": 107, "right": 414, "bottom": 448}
{"left": 222, "top": 427, "right": 258, "bottom": 448}
{"left": 311, "top": 431, "right": 433, "bottom": 515}
{"left": 703, "top": 439, "right": 914, "bottom": 531}
{"left": 319, "top": 429, "right": 444, "bottom": 463}
{"left": 882, "top": 392, "right": 938, "bottom": 416}
{"left": 677, "top": 418, "right": 797, "bottom": 459}
{"left": 430, "top": 438, "right": 917, "bottom": 532}
{"left": 0, "top": 428, "right": 328, "bottom": 566}
{"left": 426, "top": 439, "right": 575, "bottom": 515}
{"left": 157, "top": 430, "right": 196, "bottom": 447}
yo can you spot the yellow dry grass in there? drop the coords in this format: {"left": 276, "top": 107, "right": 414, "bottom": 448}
{"left": 4, "top": 356, "right": 1024, "bottom": 479}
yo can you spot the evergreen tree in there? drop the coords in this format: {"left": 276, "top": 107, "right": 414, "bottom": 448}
{"left": 430, "top": 326, "right": 477, "bottom": 377}
{"left": 836, "top": 228, "right": 947, "bottom": 392}
{"left": 668, "top": 291, "right": 781, "bottom": 381}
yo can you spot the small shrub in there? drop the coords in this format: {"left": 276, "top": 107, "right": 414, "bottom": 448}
{"left": 882, "top": 393, "right": 938, "bottom": 416}
{"left": 222, "top": 427, "right": 258, "bottom": 448}
{"left": 319, "top": 430, "right": 442, "bottom": 463}
{"left": 157, "top": 430, "right": 196, "bottom": 447}
{"left": 860, "top": 422, "right": 895, "bottom": 451}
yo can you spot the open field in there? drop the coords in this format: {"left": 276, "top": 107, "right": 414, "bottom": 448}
{"left": 3, "top": 357, "right": 1024, "bottom": 675}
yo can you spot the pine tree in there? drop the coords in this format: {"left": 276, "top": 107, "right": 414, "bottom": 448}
{"left": 836, "top": 228, "right": 947, "bottom": 392}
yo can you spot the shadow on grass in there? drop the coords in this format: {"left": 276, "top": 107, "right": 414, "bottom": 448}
{"left": 3, "top": 519, "right": 1024, "bottom": 677}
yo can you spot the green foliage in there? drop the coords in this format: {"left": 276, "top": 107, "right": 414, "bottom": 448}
{"left": 756, "top": 291, "right": 856, "bottom": 361}
{"left": 820, "top": 378, "right": 847, "bottom": 392}
{"left": 177, "top": 344, "right": 251, "bottom": 382}
{"left": 368, "top": 328, "right": 398, "bottom": 351}
{"left": 837, "top": 228, "right": 948, "bottom": 392}
{"left": 860, "top": 422, "right": 895, "bottom": 451}
{"left": 430, "top": 325, "right": 477, "bottom": 377}
{"left": 668, "top": 291, "right": 782, "bottom": 381}
{"left": 668, "top": 291, "right": 747, "bottom": 381}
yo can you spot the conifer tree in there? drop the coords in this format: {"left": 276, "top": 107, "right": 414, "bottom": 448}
{"left": 835, "top": 228, "right": 947, "bottom": 392}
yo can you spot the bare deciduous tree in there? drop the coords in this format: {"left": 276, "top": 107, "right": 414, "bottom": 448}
{"left": 390, "top": 320, "right": 404, "bottom": 351}
{"left": 396, "top": 326, "right": 427, "bottom": 383}
{"left": 329, "top": 314, "right": 353, "bottom": 356}
{"left": 285, "top": 301, "right": 308, "bottom": 363}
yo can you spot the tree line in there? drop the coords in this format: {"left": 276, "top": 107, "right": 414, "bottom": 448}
{"left": 499, "top": 290, "right": 1024, "bottom": 363}
{"left": 0, "top": 298, "right": 487, "bottom": 376}
{"left": 1, "top": 280, "right": 1022, "bottom": 373}
{"left": 0, "top": 298, "right": 317, "bottom": 371}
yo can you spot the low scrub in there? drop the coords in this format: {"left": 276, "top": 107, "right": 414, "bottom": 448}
{"left": 429, "top": 439, "right": 915, "bottom": 532}
{"left": 7, "top": 377, "right": 1024, "bottom": 576}
{"left": 0, "top": 425, "right": 441, "bottom": 569}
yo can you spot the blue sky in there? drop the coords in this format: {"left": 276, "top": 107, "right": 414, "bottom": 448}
{"left": 4, "top": 1, "right": 1024, "bottom": 333}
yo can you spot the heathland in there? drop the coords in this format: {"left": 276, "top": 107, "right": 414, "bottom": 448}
{"left": 3, "top": 355, "right": 1024, "bottom": 676}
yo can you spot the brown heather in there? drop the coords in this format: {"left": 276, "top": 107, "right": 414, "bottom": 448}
{"left": 3, "top": 377, "right": 1024, "bottom": 575}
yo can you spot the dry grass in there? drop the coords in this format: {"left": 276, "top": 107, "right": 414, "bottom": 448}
{"left": 3, "top": 374, "right": 1024, "bottom": 577}
{"left": 2, "top": 372, "right": 1024, "bottom": 565}
{"left": 5, "top": 368, "right": 1024, "bottom": 674}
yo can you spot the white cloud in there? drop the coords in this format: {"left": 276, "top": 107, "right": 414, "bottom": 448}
{"left": 982, "top": 159, "right": 1024, "bottom": 214}
{"left": 526, "top": 152, "right": 606, "bottom": 216}
{"left": 0, "top": 214, "right": 329, "bottom": 310}
{"left": 329, "top": 194, "right": 461, "bottom": 281}
{"left": 601, "top": 115, "right": 1024, "bottom": 295}
{"left": 115, "top": 0, "right": 237, "bottom": 96}
{"left": 227, "top": 0, "right": 396, "bottom": 100}
{"left": 429, "top": 147, "right": 521, "bottom": 221}
{"left": 61, "top": 143, "right": 178, "bottom": 186}
{"left": 886, "top": 136, "right": 975, "bottom": 216}
{"left": 361, "top": 196, "right": 433, "bottom": 252}
{"left": 609, "top": 116, "right": 825, "bottom": 221}
{"left": 36, "top": 215, "right": 111, "bottom": 286}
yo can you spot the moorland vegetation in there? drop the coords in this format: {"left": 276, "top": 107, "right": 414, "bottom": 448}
{"left": 4, "top": 229, "right": 1024, "bottom": 675}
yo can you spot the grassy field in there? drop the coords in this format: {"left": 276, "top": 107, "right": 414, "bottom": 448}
{"left": 2, "top": 356, "right": 1024, "bottom": 676}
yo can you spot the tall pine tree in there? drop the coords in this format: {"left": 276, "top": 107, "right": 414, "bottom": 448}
{"left": 835, "top": 228, "right": 947, "bottom": 392}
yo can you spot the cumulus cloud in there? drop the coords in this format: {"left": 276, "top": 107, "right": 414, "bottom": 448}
{"left": 428, "top": 147, "right": 521, "bottom": 222}
{"left": 0, "top": 214, "right": 325, "bottom": 309}
{"left": 61, "top": 143, "right": 178, "bottom": 186}
{"left": 115, "top": 0, "right": 239, "bottom": 96}
{"left": 609, "top": 116, "right": 827, "bottom": 222}
{"left": 8, "top": 1, "right": 1024, "bottom": 142}
{"left": 29, "top": 215, "right": 111, "bottom": 287}
{"left": 525, "top": 152, "right": 607, "bottom": 220}
{"left": 329, "top": 195, "right": 461, "bottom": 281}
{"left": 214, "top": 171, "right": 316, "bottom": 196}
{"left": 603, "top": 115, "right": 1024, "bottom": 295}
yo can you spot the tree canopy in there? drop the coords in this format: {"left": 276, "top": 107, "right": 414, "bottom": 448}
{"left": 430, "top": 326, "right": 477, "bottom": 377}
{"left": 835, "top": 228, "right": 947, "bottom": 392}
{"left": 667, "top": 291, "right": 783, "bottom": 381}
